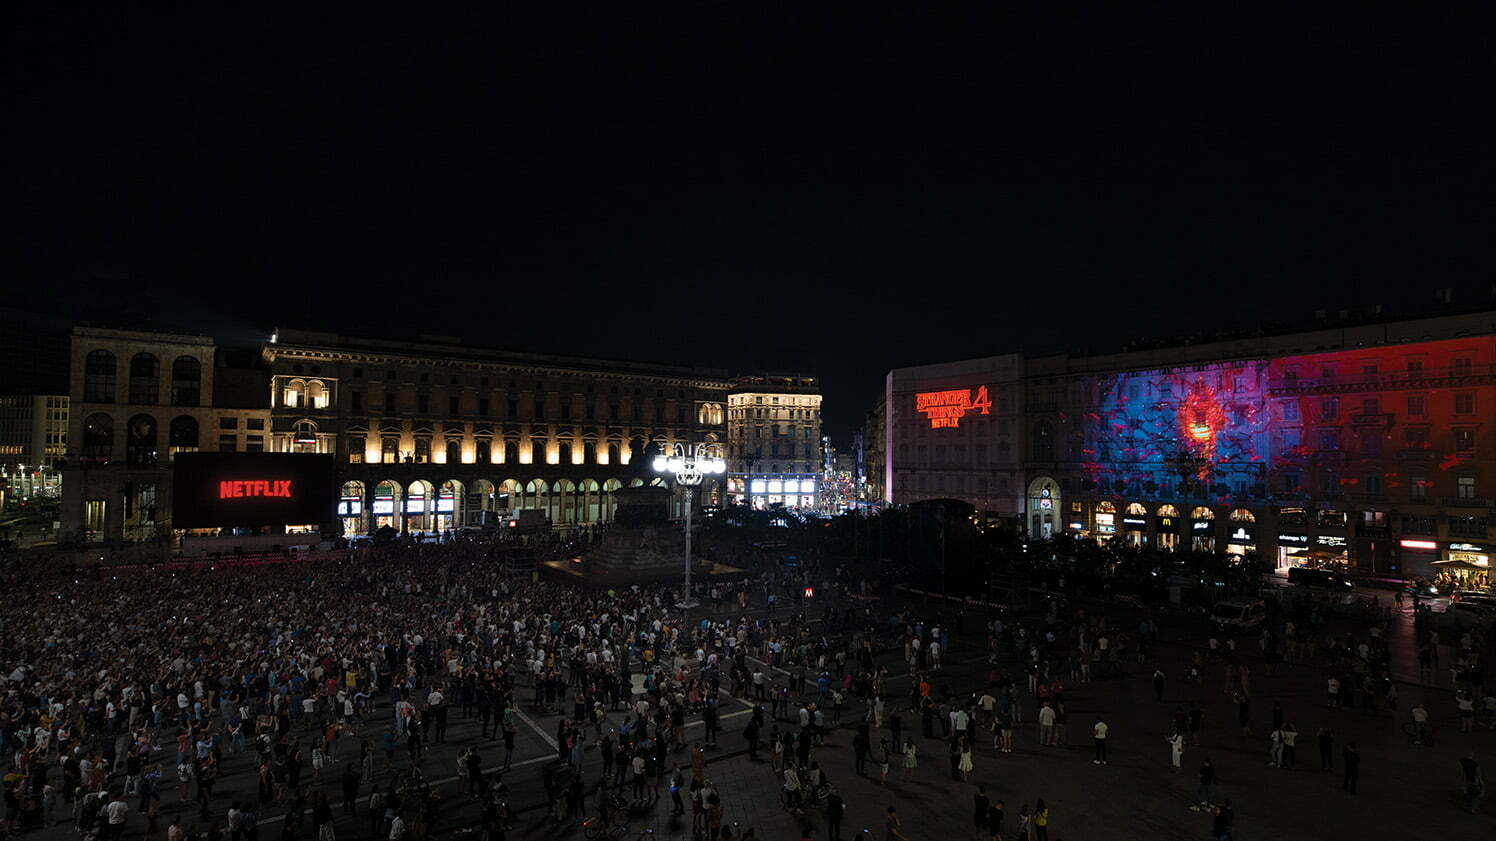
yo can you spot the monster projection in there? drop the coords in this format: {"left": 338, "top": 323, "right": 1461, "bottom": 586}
{"left": 1080, "top": 363, "right": 1272, "bottom": 506}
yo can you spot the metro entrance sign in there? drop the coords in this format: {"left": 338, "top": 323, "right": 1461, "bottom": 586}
{"left": 915, "top": 386, "right": 992, "bottom": 428}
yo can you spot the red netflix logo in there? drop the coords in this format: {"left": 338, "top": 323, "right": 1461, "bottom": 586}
{"left": 218, "top": 480, "right": 294, "bottom": 499}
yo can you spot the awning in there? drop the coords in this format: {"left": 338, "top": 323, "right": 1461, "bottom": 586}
{"left": 1433, "top": 559, "right": 1486, "bottom": 571}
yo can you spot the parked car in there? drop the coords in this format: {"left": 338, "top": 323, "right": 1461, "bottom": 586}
{"left": 1210, "top": 598, "right": 1266, "bottom": 632}
{"left": 1437, "top": 601, "right": 1496, "bottom": 633}
{"left": 1287, "top": 567, "right": 1355, "bottom": 591}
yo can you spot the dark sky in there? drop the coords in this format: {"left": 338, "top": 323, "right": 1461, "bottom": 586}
{"left": 7, "top": 8, "right": 1496, "bottom": 441}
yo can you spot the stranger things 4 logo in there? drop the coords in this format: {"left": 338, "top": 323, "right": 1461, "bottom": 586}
{"left": 915, "top": 386, "right": 992, "bottom": 429}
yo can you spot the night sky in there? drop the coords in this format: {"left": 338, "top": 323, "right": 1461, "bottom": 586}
{"left": 8, "top": 9, "right": 1496, "bottom": 441}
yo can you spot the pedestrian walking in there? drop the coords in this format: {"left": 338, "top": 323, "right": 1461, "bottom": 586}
{"left": 1190, "top": 758, "right": 1216, "bottom": 810}
{"left": 973, "top": 785, "right": 989, "bottom": 837}
{"left": 1092, "top": 715, "right": 1109, "bottom": 765}
{"left": 1167, "top": 730, "right": 1184, "bottom": 771}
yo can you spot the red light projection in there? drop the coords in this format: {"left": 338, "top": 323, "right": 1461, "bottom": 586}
{"left": 1179, "top": 379, "right": 1228, "bottom": 476}
{"left": 915, "top": 386, "right": 992, "bottom": 428}
{"left": 218, "top": 480, "right": 294, "bottom": 499}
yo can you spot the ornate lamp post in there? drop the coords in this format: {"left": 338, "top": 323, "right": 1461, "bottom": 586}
{"left": 653, "top": 442, "right": 726, "bottom": 609}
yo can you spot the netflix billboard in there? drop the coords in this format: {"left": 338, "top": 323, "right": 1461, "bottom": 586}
{"left": 172, "top": 453, "right": 336, "bottom": 528}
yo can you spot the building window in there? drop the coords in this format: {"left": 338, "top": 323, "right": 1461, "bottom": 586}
{"left": 1361, "top": 397, "right": 1379, "bottom": 415}
{"left": 351, "top": 391, "right": 363, "bottom": 412}
{"left": 386, "top": 370, "right": 396, "bottom": 381}
{"left": 1283, "top": 402, "right": 1299, "bottom": 421}
{"left": 1359, "top": 433, "right": 1381, "bottom": 457}
{"left": 353, "top": 367, "right": 364, "bottom": 378}
{"left": 218, "top": 433, "right": 237, "bottom": 452}
{"left": 507, "top": 399, "right": 518, "bottom": 418}
{"left": 1454, "top": 357, "right": 1473, "bottom": 373}
{"left": 417, "top": 395, "right": 430, "bottom": 414}
{"left": 125, "top": 414, "right": 158, "bottom": 465}
{"left": 1402, "top": 514, "right": 1435, "bottom": 533}
{"left": 82, "top": 413, "right": 114, "bottom": 461}
{"left": 168, "top": 415, "right": 199, "bottom": 460}
{"left": 245, "top": 434, "right": 264, "bottom": 452}
{"left": 476, "top": 439, "right": 491, "bottom": 463}
{"left": 385, "top": 393, "right": 396, "bottom": 413}
{"left": 1363, "top": 474, "right": 1381, "bottom": 495}
{"left": 1450, "top": 516, "right": 1488, "bottom": 538}
{"left": 655, "top": 406, "right": 664, "bottom": 424}
{"left": 1459, "top": 476, "right": 1477, "bottom": 499}
{"left": 446, "top": 439, "right": 461, "bottom": 464}
{"left": 1456, "top": 429, "right": 1476, "bottom": 453}
{"left": 1319, "top": 398, "right": 1338, "bottom": 421}
{"left": 414, "top": 437, "right": 431, "bottom": 463}
{"left": 348, "top": 436, "right": 366, "bottom": 462}
{"left": 1408, "top": 394, "right": 1426, "bottom": 416}
{"left": 1410, "top": 476, "right": 1427, "bottom": 500}
{"left": 1316, "top": 429, "right": 1339, "bottom": 451}
{"left": 1455, "top": 393, "right": 1475, "bottom": 414}
{"left": 449, "top": 396, "right": 460, "bottom": 415}
{"left": 83, "top": 350, "right": 117, "bottom": 403}
{"left": 219, "top": 416, "right": 238, "bottom": 429}
{"left": 127, "top": 353, "right": 160, "bottom": 404}
{"left": 1405, "top": 428, "right": 1428, "bottom": 448}
{"left": 81, "top": 498, "right": 108, "bottom": 533}
{"left": 478, "top": 398, "right": 489, "bottom": 417}
{"left": 382, "top": 437, "right": 398, "bottom": 463}
{"left": 170, "top": 356, "right": 201, "bottom": 406}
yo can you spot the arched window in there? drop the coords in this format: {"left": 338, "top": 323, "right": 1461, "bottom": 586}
{"left": 169, "top": 415, "right": 199, "bottom": 459}
{"left": 282, "top": 379, "right": 305, "bottom": 408}
{"left": 475, "top": 439, "right": 492, "bottom": 464}
{"left": 1097, "top": 500, "right": 1116, "bottom": 513}
{"left": 1032, "top": 421, "right": 1054, "bottom": 461}
{"left": 84, "top": 350, "right": 117, "bottom": 403}
{"left": 171, "top": 357, "right": 201, "bottom": 406}
{"left": 1228, "top": 508, "right": 1256, "bottom": 523}
{"left": 126, "top": 414, "right": 158, "bottom": 466}
{"left": 558, "top": 442, "right": 573, "bottom": 465}
{"left": 607, "top": 443, "right": 620, "bottom": 465}
{"left": 83, "top": 413, "right": 114, "bottom": 460}
{"left": 129, "top": 354, "right": 161, "bottom": 404}
{"left": 446, "top": 439, "right": 461, "bottom": 465}
{"left": 381, "top": 437, "right": 399, "bottom": 463}
{"left": 504, "top": 440, "right": 519, "bottom": 465}
{"left": 305, "top": 380, "right": 329, "bottom": 409}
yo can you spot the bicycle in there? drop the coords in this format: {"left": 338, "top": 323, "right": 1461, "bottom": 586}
{"left": 581, "top": 813, "right": 631, "bottom": 841}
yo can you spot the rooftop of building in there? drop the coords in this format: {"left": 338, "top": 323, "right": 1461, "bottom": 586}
{"left": 268, "top": 327, "right": 732, "bottom": 383}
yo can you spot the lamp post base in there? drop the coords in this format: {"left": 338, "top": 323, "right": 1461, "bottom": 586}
{"left": 675, "top": 598, "right": 701, "bottom": 609}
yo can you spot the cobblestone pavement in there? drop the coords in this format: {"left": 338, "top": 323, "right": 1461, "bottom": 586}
{"left": 26, "top": 591, "right": 1496, "bottom": 841}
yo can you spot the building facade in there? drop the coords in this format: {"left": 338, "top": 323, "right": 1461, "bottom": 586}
{"left": 1023, "top": 310, "right": 1496, "bottom": 579}
{"left": 883, "top": 355, "right": 1025, "bottom": 515}
{"left": 725, "top": 375, "right": 822, "bottom": 509}
{"left": 0, "top": 394, "right": 68, "bottom": 499}
{"left": 263, "top": 329, "right": 733, "bottom": 536}
{"left": 860, "top": 395, "right": 886, "bottom": 505}
{"left": 60, "top": 327, "right": 272, "bottom": 542}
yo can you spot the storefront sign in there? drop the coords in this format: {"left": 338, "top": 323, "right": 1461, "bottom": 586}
{"left": 1400, "top": 539, "right": 1438, "bottom": 550}
{"left": 371, "top": 499, "right": 394, "bottom": 514}
{"left": 1068, "top": 521, "right": 1085, "bottom": 530}
{"left": 1156, "top": 516, "right": 1178, "bottom": 530}
{"left": 1316, "top": 535, "right": 1347, "bottom": 547}
{"left": 1449, "top": 542, "right": 1486, "bottom": 552}
{"left": 337, "top": 500, "right": 362, "bottom": 516}
{"left": 1228, "top": 526, "right": 1256, "bottom": 542}
{"left": 218, "top": 479, "right": 294, "bottom": 499}
{"left": 1192, "top": 519, "right": 1214, "bottom": 531}
{"left": 915, "top": 386, "right": 992, "bottom": 429}
{"left": 1122, "top": 516, "right": 1147, "bottom": 527}
{"left": 1095, "top": 513, "right": 1116, "bottom": 534}
{"left": 1277, "top": 533, "right": 1309, "bottom": 545}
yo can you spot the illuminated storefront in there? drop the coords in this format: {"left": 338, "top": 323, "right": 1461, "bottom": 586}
{"left": 1094, "top": 500, "right": 1116, "bottom": 540}
{"left": 1122, "top": 502, "right": 1148, "bottom": 546}
{"left": 745, "top": 477, "right": 817, "bottom": 510}
{"left": 1224, "top": 508, "right": 1257, "bottom": 557}
{"left": 1434, "top": 542, "right": 1492, "bottom": 588}
{"left": 1276, "top": 532, "right": 1309, "bottom": 571}
{"left": 1190, "top": 506, "right": 1216, "bottom": 552}
{"left": 1155, "top": 504, "right": 1181, "bottom": 552}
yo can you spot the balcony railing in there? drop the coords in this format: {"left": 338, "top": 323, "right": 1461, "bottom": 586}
{"left": 1443, "top": 496, "right": 1495, "bottom": 508}
{"left": 1268, "top": 363, "right": 1496, "bottom": 394}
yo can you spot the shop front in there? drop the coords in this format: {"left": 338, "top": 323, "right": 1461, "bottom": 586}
{"left": 1276, "top": 532, "right": 1309, "bottom": 571}
{"left": 1398, "top": 538, "right": 1440, "bottom": 583}
{"left": 1122, "top": 513, "right": 1149, "bottom": 546}
{"left": 1434, "top": 542, "right": 1492, "bottom": 591}
{"left": 1155, "top": 504, "right": 1181, "bottom": 552}
{"left": 1094, "top": 501, "right": 1117, "bottom": 541}
{"left": 1225, "top": 524, "right": 1256, "bottom": 557}
{"left": 1190, "top": 506, "right": 1216, "bottom": 552}
{"left": 1314, "top": 534, "right": 1348, "bottom": 569}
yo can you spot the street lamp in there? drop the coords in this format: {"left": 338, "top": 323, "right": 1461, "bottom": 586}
{"left": 652, "top": 442, "right": 726, "bottom": 608}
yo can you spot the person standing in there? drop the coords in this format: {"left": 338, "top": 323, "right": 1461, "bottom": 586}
{"left": 1280, "top": 722, "right": 1297, "bottom": 769}
{"left": 1092, "top": 716, "right": 1109, "bottom": 766}
{"left": 1187, "top": 702, "right": 1203, "bottom": 747}
{"left": 826, "top": 788, "right": 845, "bottom": 841}
{"left": 902, "top": 738, "right": 918, "bottom": 779}
{"left": 986, "top": 799, "right": 1004, "bottom": 841}
{"left": 1166, "top": 730, "right": 1184, "bottom": 771}
{"left": 1191, "top": 758, "right": 1216, "bottom": 811}
{"left": 853, "top": 725, "right": 870, "bottom": 776}
{"left": 973, "top": 785, "right": 989, "bottom": 838}
{"left": 1037, "top": 702, "right": 1055, "bottom": 746}
{"left": 1153, "top": 668, "right": 1165, "bottom": 702}
{"left": 1268, "top": 725, "right": 1284, "bottom": 768}
{"left": 1342, "top": 742, "right": 1360, "bottom": 794}
{"left": 1459, "top": 752, "right": 1483, "bottom": 814}
{"left": 1032, "top": 798, "right": 1049, "bottom": 841}
{"left": 1317, "top": 727, "right": 1334, "bottom": 772}
{"left": 959, "top": 737, "right": 974, "bottom": 780}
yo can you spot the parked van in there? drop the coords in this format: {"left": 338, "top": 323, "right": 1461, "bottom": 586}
{"left": 1211, "top": 599, "right": 1266, "bottom": 632}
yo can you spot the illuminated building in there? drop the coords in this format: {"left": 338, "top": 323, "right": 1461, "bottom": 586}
{"left": 59, "top": 327, "right": 271, "bottom": 542}
{"left": 263, "top": 328, "right": 731, "bottom": 535}
{"left": 1024, "top": 309, "right": 1496, "bottom": 578}
{"left": 725, "top": 375, "right": 822, "bottom": 509}
{"left": 883, "top": 355, "right": 1025, "bottom": 515}
{"left": 860, "top": 395, "right": 886, "bottom": 505}
{"left": 0, "top": 395, "right": 68, "bottom": 499}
